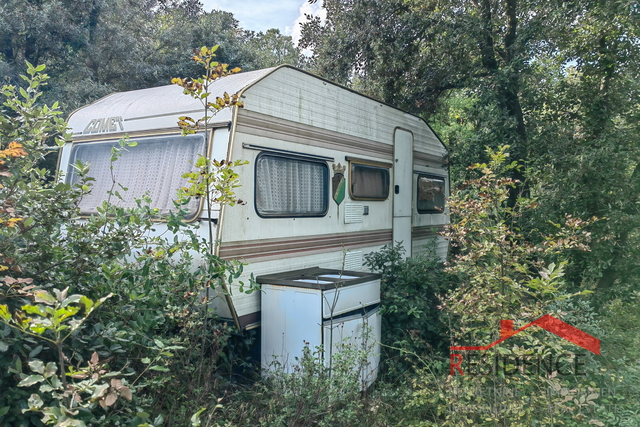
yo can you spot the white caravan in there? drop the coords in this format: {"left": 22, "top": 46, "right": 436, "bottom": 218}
{"left": 60, "top": 66, "right": 448, "bottom": 330}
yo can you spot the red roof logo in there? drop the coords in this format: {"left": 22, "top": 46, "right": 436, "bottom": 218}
{"left": 450, "top": 314, "right": 601, "bottom": 355}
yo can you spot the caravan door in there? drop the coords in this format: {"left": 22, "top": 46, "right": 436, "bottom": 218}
{"left": 393, "top": 128, "right": 413, "bottom": 258}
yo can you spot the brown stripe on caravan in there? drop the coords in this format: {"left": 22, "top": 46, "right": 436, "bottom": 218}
{"left": 413, "top": 150, "right": 445, "bottom": 167}
{"left": 219, "top": 229, "right": 393, "bottom": 262}
{"left": 412, "top": 225, "right": 447, "bottom": 239}
{"left": 235, "top": 110, "right": 394, "bottom": 160}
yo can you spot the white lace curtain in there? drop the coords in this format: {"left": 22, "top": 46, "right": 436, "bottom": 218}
{"left": 255, "top": 155, "right": 327, "bottom": 216}
{"left": 68, "top": 134, "right": 207, "bottom": 217}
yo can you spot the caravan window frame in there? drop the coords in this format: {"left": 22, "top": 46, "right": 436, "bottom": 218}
{"left": 347, "top": 158, "right": 391, "bottom": 201}
{"left": 65, "top": 131, "right": 209, "bottom": 221}
{"left": 416, "top": 174, "right": 446, "bottom": 214}
{"left": 254, "top": 152, "right": 329, "bottom": 218}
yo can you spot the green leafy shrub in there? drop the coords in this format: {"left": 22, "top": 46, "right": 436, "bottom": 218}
{"left": 213, "top": 341, "right": 374, "bottom": 427}
{"left": 364, "top": 240, "right": 450, "bottom": 378}
{"left": 0, "top": 62, "right": 254, "bottom": 426}
{"left": 405, "top": 146, "right": 609, "bottom": 426}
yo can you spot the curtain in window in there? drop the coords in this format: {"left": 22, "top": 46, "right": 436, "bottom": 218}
{"left": 68, "top": 134, "right": 206, "bottom": 217}
{"left": 351, "top": 164, "right": 389, "bottom": 200}
{"left": 255, "top": 155, "right": 327, "bottom": 216}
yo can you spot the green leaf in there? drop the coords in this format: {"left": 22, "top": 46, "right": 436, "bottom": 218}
{"left": 27, "top": 393, "right": 43, "bottom": 410}
{"left": 96, "top": 293, "right": 113, "bottom": 307}
{"left": 0, "top": 406, "right": 10, "bottom": 416}
{"left": 28, "top": 325, "right": 48, "bottom": 334}
{"left": 191, "top": 407, "right": 207, "bottom": 427}
{"left": 39, "top": 384, "right": 55, "bottom": 392}
{"left": 78, "top": 295, "right": 94, "bottom": 312}
{"left": 44, "top": 362, "right": 57, "bottom": 378}
{"left": 91, "top": 383, "right": 109, "bottom": 399}
{"left": 33, "top": 291, "right": 56, "bottom": 305}
{"left": 54, "top": 307, "right": 80, "bottom": 324}
{"left": 22, "top": 305, "right": 47, "bottom": 317}
{"left": 58, "top": 419, "right": 87, "bottom": 427}
{"left": 149, "top": 365, "right": 170, "bottom": 372}
{"left": 0, "top": 305, "right": 11, "bottom": 322}
{"left": 18, "top": 374, "right": 45, "bottom": 387}
{"left": 50, "top": 375, "right": 62, "bottom": 389}
{"left": 28, "top": 359, "right": 45, "bottom": 374}
{"left": 0, "top": 341, "right": 8, "bottom": 352}
{"left": 29, "top": 345, "right": 43, "bottom": 358}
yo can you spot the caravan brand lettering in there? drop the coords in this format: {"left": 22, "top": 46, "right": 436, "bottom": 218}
{"left": 83, "top": 116, "right": 124, "bottom": 134}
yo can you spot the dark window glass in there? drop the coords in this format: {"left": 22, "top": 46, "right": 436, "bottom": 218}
{"left": 350, "top": 164, "right": 390, "bottom": 200}
{"left": 417, "top": 175, "right": 446, "bottom": 213}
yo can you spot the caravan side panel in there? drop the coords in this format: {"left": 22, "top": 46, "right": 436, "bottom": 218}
{"left": 216, "top": 68, "right": 447, "bottom": 329}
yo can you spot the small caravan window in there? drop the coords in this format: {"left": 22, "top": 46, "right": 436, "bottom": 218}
{"left": 255, "top": 154, "right": 328, "bottom": 217}
{"left": 67, "top": 133, "right": 207, "bottom": 219}
{"left": 417, "top": 174, "right": 446, "bottom": 213}
{"left": 350, "top": 162, "right": 390, "bottom": 201}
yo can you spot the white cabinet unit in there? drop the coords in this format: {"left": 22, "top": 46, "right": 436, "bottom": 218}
{"left": 258, "top": 267, "right": 381, "bottom": 388}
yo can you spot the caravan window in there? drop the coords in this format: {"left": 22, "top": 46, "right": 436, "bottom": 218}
{"left": 67, "top": 133, "right": 207, "bottom": 219}
{"left": 349, "top": 162, "right": 390, "bottom": 200}
{"left": 417, "top": 174, "right": 446, "bottom": 213}
{"left": 255, "top": 154, "right": 328, "bottom": 217}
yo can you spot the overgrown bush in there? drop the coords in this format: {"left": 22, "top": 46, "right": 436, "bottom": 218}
{"left": 404, "top": 146, "right": 612, "bottom": 426}
{"left": 209, "top": 341, "right": 375, "bottom": 427}
{"left": 364, "top": 240, "right": 450, "bottom": 378}
{"left": 0, "top": 62, "right": 253, "bottom": 426}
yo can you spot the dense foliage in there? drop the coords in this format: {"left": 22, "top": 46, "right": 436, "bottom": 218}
{"left": 301, "top": 0, "right": 640, "bottom": 303}
{"left": 363, "top": 241, "right": 450, "bottom": 376}
{"left": 0, "top": 62, "right": 254, "bottom": 426}
{"left": 1, "top": 0, "right": 639, "bottom": 424}
{"left": 0, "top": 0, "right": 301, "bottom": 113}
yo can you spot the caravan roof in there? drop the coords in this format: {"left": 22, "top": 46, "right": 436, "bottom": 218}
{"left": 68, "top": 68, "right": 275, "bottom": 137}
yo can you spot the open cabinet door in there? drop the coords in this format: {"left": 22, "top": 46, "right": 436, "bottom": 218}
{"left": 393, "top": 128, "right": 413, "bottom": 258}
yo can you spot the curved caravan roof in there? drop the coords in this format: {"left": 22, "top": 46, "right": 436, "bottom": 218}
{"left": 68, "top": 65, "right": 446, "bottom": 156}
{"left": 67, "top": 67, "right": 275, "bottom": 138}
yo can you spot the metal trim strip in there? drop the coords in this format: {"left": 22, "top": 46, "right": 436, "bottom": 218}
{"left": 244, "top": 143, "right": 335, "bottom": 162}
{"left": 236, "top": 110, "right": 394, "bottom": 160}
{"left": 219, "top": 229, "right": 393, "bottom": 261}
{"left": 411, "top": 225, "right": 447, "bottom": 239}
{"left": 413, "top": 150, "right": 444, "bottom": 166}
{"left": 345, "top": 156, "right": 393, "bottom": 169}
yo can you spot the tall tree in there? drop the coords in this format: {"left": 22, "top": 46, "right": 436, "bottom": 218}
{"left": 0, "top": 0, "right": 94, "bottom": 82}
{"left": 525, "top": 0, "right": 640, "bottom": 297}
{"left": 300, "top": 0, "right": 640, "bottom": 296}
{"left": 1, "top": 1, "right": 297, "bottom": 112}
{"left": 300, "top": 0, "right": 535, "bottom": 192}
{"left": 244, "top": 29, "right": 301, "bottom": 68}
